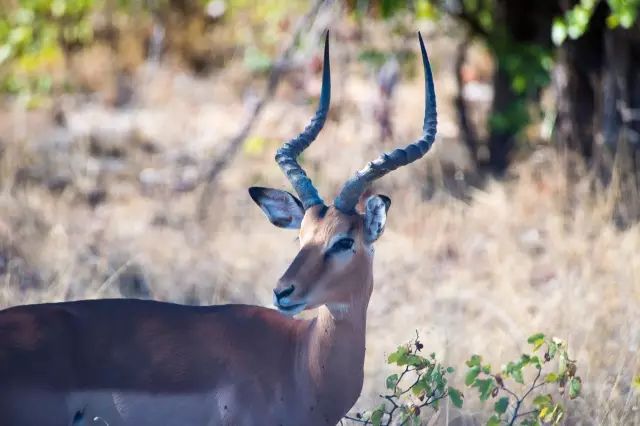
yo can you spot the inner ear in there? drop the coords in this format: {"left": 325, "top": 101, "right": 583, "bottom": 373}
{"left": 363, "top": 194, "right": 391, "bottom": 243}
{"left": 248, "top": 187, "right": 305, "bottom": 229}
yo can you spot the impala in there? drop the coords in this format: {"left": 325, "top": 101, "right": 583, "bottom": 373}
{"left": 0, "top": 32, "right": 438, "bottom": 426}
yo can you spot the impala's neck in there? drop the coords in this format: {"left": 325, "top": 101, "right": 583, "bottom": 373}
{"left": 296, "top": 258, "right": 373, "bottom": 420}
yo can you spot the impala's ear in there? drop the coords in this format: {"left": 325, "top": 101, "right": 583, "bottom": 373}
{"left": 249, "top": 187, "right": 305, "bottom": 229}
{"left": 363, "top": 194, "right": 391, "bottom": 243}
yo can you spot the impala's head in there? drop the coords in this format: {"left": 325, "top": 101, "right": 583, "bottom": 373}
{"left": 249, "top": 32, "right": 438, "bottom": 316}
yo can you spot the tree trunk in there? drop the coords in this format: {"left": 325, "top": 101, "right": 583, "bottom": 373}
{"left": 484, "top": 0, "right": 560, "bottom": 175}
{"left": 554, "top": 2, "right": 640, "bottom": 225}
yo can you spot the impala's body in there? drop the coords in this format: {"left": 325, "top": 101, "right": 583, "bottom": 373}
{"left": 0, "top": 301, "right": 365, "bottom": 425}
{"left": 0, "top": 32, "right": 438, "bottom": 426}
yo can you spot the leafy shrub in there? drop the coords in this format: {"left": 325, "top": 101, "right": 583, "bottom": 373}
{"left": 465, "top": 333, "right": 582, "bottom": 425}
{"left": 344, "top": 333, "right": 582, "bottom": 426}
{"left": 343, "top": 333, "right": 461, "bottom": 425}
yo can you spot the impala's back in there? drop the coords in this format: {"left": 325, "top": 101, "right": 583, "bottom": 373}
{"left": 0, "top": 299, "right": 303, "bottom": 425}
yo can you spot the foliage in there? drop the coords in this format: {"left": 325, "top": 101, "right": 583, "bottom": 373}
{"left": 343, "top": 333, "right": 461, "bottom": 425}
{"left": 353, "top": 0, "right": 638, "bottom": 142}
{"left": 0, "top": 0, "right": 306, "bottom": 99}
{"left": 465, "top": 333, "right": 582, "bottom": 425}
{"left": 0, "top": 0, "right": 95, "bottom": 100}
{"left": 552, "top": 0, "right": 640, "bottom": 45}
{"left": 344, "top": 333, "right": 581, "bottom": 426}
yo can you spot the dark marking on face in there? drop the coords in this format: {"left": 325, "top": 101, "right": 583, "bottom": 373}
{"left": 316, "top": 205, "right": 329, "bottom": 219}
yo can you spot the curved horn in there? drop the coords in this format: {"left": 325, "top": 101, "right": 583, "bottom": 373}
{"left": 334, "top": 32, "right": 437, "bottom": 213}
{"left": 275, "top": 32, "right": 331, "bottom": 209}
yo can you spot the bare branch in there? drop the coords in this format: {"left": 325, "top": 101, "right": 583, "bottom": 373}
{"left": 343, "top": 414, "right": 371, "bottom": 424}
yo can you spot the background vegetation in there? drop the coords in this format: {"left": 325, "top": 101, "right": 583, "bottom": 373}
{"left": 1, "top": 0, "right": 639, "bottom": 424}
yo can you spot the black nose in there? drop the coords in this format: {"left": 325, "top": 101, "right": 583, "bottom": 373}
{"left": 274, "top": 285, "right": 295, "bottom": 301}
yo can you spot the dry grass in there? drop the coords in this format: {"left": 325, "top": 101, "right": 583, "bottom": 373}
{"left": 0, "top": 28, "right": 638, "bottom": 425}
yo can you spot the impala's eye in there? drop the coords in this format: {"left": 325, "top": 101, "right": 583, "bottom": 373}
{"left": 331, "top": 238, "right": 354, "bottom": 253}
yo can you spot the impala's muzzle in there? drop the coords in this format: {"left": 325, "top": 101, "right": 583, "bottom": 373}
{"left": 274, "top": 285, "right": 294, "bottom": 303}
{"left": 273, "top": 284, "right": 306, "bottom": 315}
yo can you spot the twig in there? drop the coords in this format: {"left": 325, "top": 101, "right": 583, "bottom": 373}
{"left": 343, "top": 415, "right": 370, "bottom": 424}
{"left": 514, "top": 409, "right": 538, "bottom": 419}
{"left": 520, "top": 367, "right": 542, "bottom": 402}
{"left": 197, "top": 0, "right": 328, "bottom": 221}
{"left": 508, "top": 367, "right": 542, "bottom": 426}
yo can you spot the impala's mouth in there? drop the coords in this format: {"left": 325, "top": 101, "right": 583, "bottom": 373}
{"left": 276, "top": 302, "right": 307, "bottom": 316}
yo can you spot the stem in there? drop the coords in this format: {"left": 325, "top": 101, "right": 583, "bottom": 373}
{"left": 514, "top": 410, "right": 538, "bottom": 419}
{"left": 508, "top": 399, "right": 523, "bottom": 426}
{"left": 383, "top": 395, "right": 399, "bottom": 426}
{"left": 508, "top": 367, "right": 542, "bottom": 426}
{"left": 500, "top": 386, "right": 520, "bottom": 401}
{"left": 343, "top": 415, "right": 371, "bottom": 424}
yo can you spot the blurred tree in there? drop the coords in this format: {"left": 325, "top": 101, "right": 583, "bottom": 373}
{"left": 552, "top": 0, "right": 640, "bottom": 224}
{"left": 0, "top": 0, "right": 95, "bottom": 103}
{"left": 351, "top": 0, "right": 639, "bottom": 183}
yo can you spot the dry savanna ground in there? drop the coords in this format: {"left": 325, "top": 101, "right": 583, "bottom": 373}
{"left": 0, "top": 25, "right": 638, "bottom": 425}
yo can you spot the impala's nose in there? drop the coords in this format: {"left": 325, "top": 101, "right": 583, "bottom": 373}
{"left": 273, "top": 285, "right": 295, "bottom": 304}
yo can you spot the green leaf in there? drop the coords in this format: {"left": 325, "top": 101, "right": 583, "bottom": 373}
{"left": 466, "top": 354, "right": 482, "bottom": 368}
{"left": 473, "top": 378, "right": 495, "bottom": 401}
{"left": 371, "top": 405, "right": 385, "bottom": 426}
{"left": 533, "top": 394, "right": 552, "bottom": 408}
{"left": 431, "top": 367, "right": 446, "bottom": 391}
{"left": 633, "top": 375, "right": 640, "bottom": 390}
{"left": 386, "top": 374, "right": 399, "bottom": 390}
{"left": 545, "top": 372, "right": 559, "bottom": 383}
{"left": 405, "top": 354, "right": 429, "bottom": 368}
{"left": 568, "top": 377, "right": 582, "bottom": 399}
{"left": 494, "top": 396, "right": 509, "bottom": 414}
{"left": 447, "top": 367, "right": 455, "bottom": 373}
{"left": 552, "top": 18, "right": 567, "bottom": 45}
{"left": 486, "top": 414, "right": 501, "bottom": 426}
{"left": 465, "top": 365, "right": 481, "bottom": 386}
{"left": 448, "top": 387, "right": 464, "bottom": 408}
{"left": 539, "top": 406, "right": 550, "bottom": 421}
{"left": 412, "top": 376, "right": 430, "bottom": 397}
{"left": 388, "top": 346, "right": 410, "bottom": 365}
{"left": 530, "top": 356, "right": 542, "bottom": 369}
{"left": 558, "top": 352, "right": 568, "bottom": 376}
{"left": 510, "top": 366, "right": 524, "bottom": 384}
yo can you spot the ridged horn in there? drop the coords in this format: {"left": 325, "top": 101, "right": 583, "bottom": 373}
{"left": 334, "top": 32, "right": 437, "bottom": 213}
{"left": 275, "top": 31, "right": 331, "bottom": 209}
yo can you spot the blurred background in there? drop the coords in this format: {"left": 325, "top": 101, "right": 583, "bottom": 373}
{"left": 0, "top": 0, "right": 639, "bottom": 423}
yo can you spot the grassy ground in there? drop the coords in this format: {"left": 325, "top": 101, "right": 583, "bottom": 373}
{"left": 0, "top": 26, "right": 638, "bottom": 425}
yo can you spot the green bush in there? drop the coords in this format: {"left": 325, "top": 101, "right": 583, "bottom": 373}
{"left": 344, "top": 333, "right": 582, "bottom": 426}
{"left": 343, "top": 333, "right": 460, "bottom": 426}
